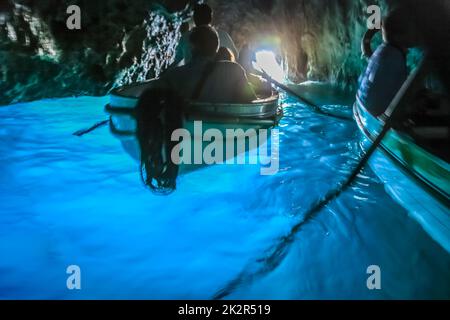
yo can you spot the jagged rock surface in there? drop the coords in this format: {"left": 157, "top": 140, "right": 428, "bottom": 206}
{"left": 1, "top": 0, "right": 448, "bottom": 105}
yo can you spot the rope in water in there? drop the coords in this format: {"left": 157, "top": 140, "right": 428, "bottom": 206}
{"left": 73, "top": 120, "right": 109, "bottom": 137}
{"left": 213, "top": 124, "right": 391, "bottom": 300}
{"left": 213, "top": 58, "right": 427, "bottom": 300}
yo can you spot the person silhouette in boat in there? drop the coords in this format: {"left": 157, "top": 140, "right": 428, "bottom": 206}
{"left": 143, "top": 26, "right": 256, "bottom": 103}
{"left": 216, "top": 46, "right": 236, "bottom": 62}
{"left": 357, "top": 8, "right": 416, "bottom": 117}
{"left": 172, "top": 3, "right": 238, "bottom": 67}
{"left": 214, "top": 46, "right": 273, "bottom": 97}
{"left": 135, "top": 26, "right": 256, "bottom": 194}
{"left": 161, "top": 25, "right": 256, "bottom": 103}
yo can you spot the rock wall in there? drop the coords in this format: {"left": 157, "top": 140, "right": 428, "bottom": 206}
{"left": 1, "top": 0, "right": 448, "bottom": 105}
{"left": 210, "top": 0, "right": 450, "bottom": 88}
{"left": 210, "top": 0, "right": 382, "bottom": 85}
{"left": 0, "top": 0, "right": 185, "bottom": 105}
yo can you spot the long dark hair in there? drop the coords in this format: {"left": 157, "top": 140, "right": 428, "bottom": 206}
{"left": 135, "top": 88, "right": 183, "bottom": 195}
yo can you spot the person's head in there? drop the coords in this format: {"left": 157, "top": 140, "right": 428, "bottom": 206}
{"left": 189, "top": 26, "right": 219, "bottom": 58}
{"left": 193, "top": 3, "right": 213, "bottom": 26}
{"left": 382, "top": 7, "right": 417, "bottom": 48}
{"left": 216, "top": 47, "right": 235, "bottom": 62}
{"left": 180, "top": 22, "right": 190, "bottom": 35}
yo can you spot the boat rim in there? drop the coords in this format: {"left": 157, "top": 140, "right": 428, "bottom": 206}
{"left": 106, "top": 87, "right": 280, "bottom": 118}
{"left": 110, "top": 81, "right": 279, "bottom": 103}
{"left": 353, "top": 101, "right": 450, "bottom": 207}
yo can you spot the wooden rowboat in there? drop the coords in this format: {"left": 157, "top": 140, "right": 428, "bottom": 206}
{"left": 105, "top": 81, "right": 283, "bottom": 176}
{"left": 354, "top": 99, "right": 450, "bottom": 252}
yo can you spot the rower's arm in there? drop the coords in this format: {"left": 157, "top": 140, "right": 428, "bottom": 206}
{"left": 234, "top": 66, "right": 257, "bottom": 102}
{"left": 248, "top": 73, "right": 272, "bottom": 97}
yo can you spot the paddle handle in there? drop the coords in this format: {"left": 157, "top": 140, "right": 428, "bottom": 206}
{"left": 259, "top": 70, "right": 351, "bottom": 121}
{"left": 73, "top": 120, "right": 109, "bottom": 137}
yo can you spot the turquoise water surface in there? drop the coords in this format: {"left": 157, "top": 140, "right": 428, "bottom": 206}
{"left": 0, "top": 95, "right": 449, "bottom": 299}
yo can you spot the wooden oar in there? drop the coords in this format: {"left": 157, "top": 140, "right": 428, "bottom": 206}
{"left": 259, "top": 69, "right": 352, "bottom": 121}
{"left": 213, "top": 57, "right": 428, "bottom": 300}
{"left": 73, "top": 119, "right": 109, "bottom": 137}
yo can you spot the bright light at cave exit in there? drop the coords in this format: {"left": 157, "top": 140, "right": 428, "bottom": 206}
{"left": 253, "top": 50, "right": 286, "bottom": 83}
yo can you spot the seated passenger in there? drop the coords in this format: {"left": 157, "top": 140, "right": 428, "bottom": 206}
{"left": 171, "top": 22, "right": 191, "bottom": 67}
{"left": 216, "top": 47, "right": 236, "bottom": 62}
{"left": 136, "top": 27, "right": 256, "bottom": 192}
{"left": 215, "top": 47, "right": 271, "bottom": 98}
{"left": 177, "top": 3, "right": 239, "bottom": 65}
{"left": 247, "top": 74, "right": 272, "bottom": 98}
{"left": 161, "top": 26, "right": 256, "bottom": 103}
{"left": 356, "top": 8, "right": 414, "bottom": 116}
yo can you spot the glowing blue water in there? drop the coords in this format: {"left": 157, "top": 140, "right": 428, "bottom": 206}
{"left": 0, "top": 95, "right": 449, "bottom": 299}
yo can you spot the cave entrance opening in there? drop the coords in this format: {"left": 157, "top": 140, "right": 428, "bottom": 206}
{"left": 253, "top": 49, "right": 287, "bottom": 83}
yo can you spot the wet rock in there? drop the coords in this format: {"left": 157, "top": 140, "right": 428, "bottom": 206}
{"left": 1, "top": 0, "right": 162, "bottom": 105}
{"left": 1, "top": 0, "right": 448, "bottom": 105}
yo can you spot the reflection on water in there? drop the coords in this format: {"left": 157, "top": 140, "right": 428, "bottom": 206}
{"left": 0, "top": 94, "right": 449, "bottom": 299}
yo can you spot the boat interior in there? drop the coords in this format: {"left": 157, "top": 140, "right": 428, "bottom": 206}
{"left": 396, "top": 90, "right": 450, "bottom": 163}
